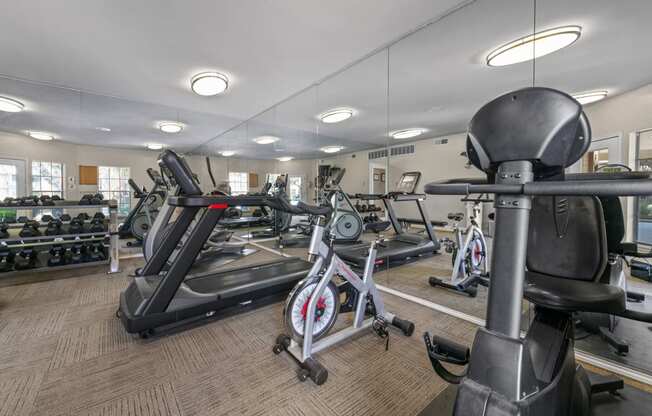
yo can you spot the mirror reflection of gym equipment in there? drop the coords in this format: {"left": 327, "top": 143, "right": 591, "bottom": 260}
{"left": 2, "top": 1, "right": 652, "bottom": 415}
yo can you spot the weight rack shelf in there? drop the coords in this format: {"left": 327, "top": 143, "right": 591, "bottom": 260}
{"left": 0, "top": 200, "right": 120, "bottom": 275}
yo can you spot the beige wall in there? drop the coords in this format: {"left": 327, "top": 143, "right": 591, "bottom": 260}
{"left": 0, "top": 131, "right": 317, "bottom": 208}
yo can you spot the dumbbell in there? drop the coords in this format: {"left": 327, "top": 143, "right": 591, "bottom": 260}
{"left": 51, "top": 195, "right": 62, "bottom": 201}
{"left": 17, "top": 216, "right": 30, "bottom": 223}
{"left": 3, "top": 197, "right": 19, "bottom": 207}
{"left": 69, "top": 241, "right": 85, "bottom": 263}
{"left": 85, "top": 242, "right": 105, "bottom": 262}
{"left": 19, "top": 221, "right": 41, "bottom": 237}
{"left": 14, "top": 248, "right": 39, "bottom": 270}
{"left": 0, "top": 223, "right": 9, "bottom": 239}
{"left": 89, "top": 218, "right": 106, "bottom": 233}
{"left": 93, "top": 212, "right": 105, "bottom": 220}
{"left": 40, "top": 195, "right": 55, "bottom": 206}
{"left": 48, "top": 244, "right": 67, "bottom": 267}
{"left": 41, "top": 214, "right": 54, "bottom": 223}
{"left": 59, "top": 214, "right": 72, "bottom": 222}
{"left": 68, "top": 218, "right": 86, "bottom": 234}
{"left": 77, "top": 212, "right": 90, "bottom": 221}
{"left": 45, "top": 219, "right": 64, "bottom": 236}
{"left": 0, "top": 247, "right": 14, "bottom": 272}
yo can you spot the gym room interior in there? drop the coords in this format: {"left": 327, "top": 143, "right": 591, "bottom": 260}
{"left": 1, "top": 1, "right": 652, "bottom": 415}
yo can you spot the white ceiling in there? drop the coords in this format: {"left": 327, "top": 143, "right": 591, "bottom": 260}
{"left": 1, "top": 0, "right": 651, "bottom": 158}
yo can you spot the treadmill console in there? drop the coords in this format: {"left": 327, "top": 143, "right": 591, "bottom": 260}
{"left": 395, "top": 172, "right": 421, "bottom": 194}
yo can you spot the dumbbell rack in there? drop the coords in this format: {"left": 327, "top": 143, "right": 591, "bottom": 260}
{"left": 0, "top": 200, "right": 120, "bottom": 276}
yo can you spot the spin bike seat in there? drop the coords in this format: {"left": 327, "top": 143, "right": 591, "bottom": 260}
{"left": 447, "top": 212, "right": 464, "bottom": 222}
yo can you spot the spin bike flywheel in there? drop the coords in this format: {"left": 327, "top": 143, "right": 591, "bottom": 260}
{"left": 284, "top": 277, "right": 340, "bottom": 342}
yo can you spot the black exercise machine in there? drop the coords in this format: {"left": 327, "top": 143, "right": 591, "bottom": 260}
{"left": 118, "top": 168, "right": 166, "bottom": 242}
{"left": 421, "top": 87, "right": 652, "bottom": 415}
{"left": 117, "top": 150, "right": 313, "bottom": 337}
{"left": 336, "top": 171, "right": 440, "bottom": 270}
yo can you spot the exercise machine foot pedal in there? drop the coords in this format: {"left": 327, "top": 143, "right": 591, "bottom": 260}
{"left": 423, "top": 332, "right": 469, "bottom": 384}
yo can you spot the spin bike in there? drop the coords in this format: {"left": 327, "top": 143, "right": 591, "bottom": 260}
{"left": 270, "top": 197, "right": 414, "bottom": 385}
{"left": 428, "top": 193, "right": 491, "bottom": 297}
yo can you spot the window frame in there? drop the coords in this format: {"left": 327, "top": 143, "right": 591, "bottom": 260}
{"left": 98, "top": 166, "right": 131, "bottom": 215}
{"left": 228, "top": 171, "right": 249, "bottom": 196}
{"left": 31, "top": 160, "right": 65, "bottom": 198}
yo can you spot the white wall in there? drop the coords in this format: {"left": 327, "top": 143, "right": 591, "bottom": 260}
{"left": 318, "top": 133, "right": 484, "bottom": 224}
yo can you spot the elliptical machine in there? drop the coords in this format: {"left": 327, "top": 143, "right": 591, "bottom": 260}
{"left": 421, "top": 87, "right": 652, "bottom": 415}
{"left": 271, "top": 197, "right": 414, "bottom": 385}
{"left": 118, "top": 168, "right": 166, "bottom": 244}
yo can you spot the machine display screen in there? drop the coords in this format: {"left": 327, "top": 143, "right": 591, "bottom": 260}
{"left": 396, "top": 172, "right": 421, "bottom": 193}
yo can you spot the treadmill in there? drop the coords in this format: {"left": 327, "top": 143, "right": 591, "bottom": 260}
{"left": 118, "top": 150, "right": 313, "bottom": 336}
{"left": 336, "top": 171, "right": 440, "bottom": 270}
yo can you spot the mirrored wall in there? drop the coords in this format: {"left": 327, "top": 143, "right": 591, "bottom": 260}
{"left": 197, "top": 0, "right": 652, "bottom": 380}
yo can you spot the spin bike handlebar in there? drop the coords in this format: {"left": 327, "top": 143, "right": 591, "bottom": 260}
{"left": 263, "top": 196, "right": 333, "bottom": 218}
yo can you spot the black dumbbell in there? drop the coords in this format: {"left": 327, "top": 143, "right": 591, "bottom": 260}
{"left": 45, "top": 219, "right": 64, "bottom": 236}
{"left": 17, "top": 216, "right": 30, "bottom": 223}
{"left": 0, "top": 247, "right": 14, "bottom": 272}
{"left": 51, "top": 195, "right": 62, "bottom": 201}
{"left": 14, "top": 248, "right": 39, "bottom": 270}
{"left": 41, "top": 214, "right": 54, "bottom": 223}
{"left": 77, "top": 212, "right": 90, "bottom": 221}
{"left": 89, "top": 218, "right": 105, "bottom": 233}
{"left": 40, "top": 195, "right": 55, "bottom": 206}
{"left": 59, "top": 214, "right": 72, "bottom": 222}
{"left": 85, "top": 242, "right": 105, "bottom": 262}
{"left": 48, "top": 244, "right": 67, "bottom": 267}
{"left": 68, "top": 218, "right": 86, "bottom": 234}
{"left": 0, "top": 223, "right": 9, "bottom": 239}
{"left": 69, "top": 241, "right": 85, "bottom": 263}
{"left": 93, "top": 212, "right": 106, "bottom": 220}
{"left": 19, "top": 221, "right": 41, "bottom": 238}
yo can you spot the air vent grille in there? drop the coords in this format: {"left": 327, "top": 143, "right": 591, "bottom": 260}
{"left": 390, "top": 144, "right": 415, "bottom": 156}
{"left": 433, "top": 138, "right": 449, "bottom": 145}
{"left": 368, "top": 149, "right": 388, "bottom": 160}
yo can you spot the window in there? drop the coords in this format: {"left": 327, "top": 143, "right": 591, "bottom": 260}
{"left": 31, "top": 161, "right": 64, "bottom": 198}
{"left": 0, "top": 164, "right": 17, "bottom": 200}
{"left": 228, "top": 172, "right": 248, "bottom": 195}
{"left": 267, "top": 173, "right": 281, "bottom": 186}
{"left": 288, "top": 175, "right": 303, "bottom": 203}
{"left": 99, "top": 166, "right": 131, "bottom": 215}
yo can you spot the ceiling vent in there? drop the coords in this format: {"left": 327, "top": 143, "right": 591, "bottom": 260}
{"left": 433, "top": 138, "right": 449, "bottom": 145}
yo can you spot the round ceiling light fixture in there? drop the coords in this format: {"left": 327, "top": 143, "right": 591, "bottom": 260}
{"left": 320, "top": 146, "right": 344, "bottom": 154}
{"left": 96, "top": 127, "right": 111, "bottom": 132}
{"left": 487, "top": 25, "right": 582, "bottom": 67}
{"left": 28, "top": 131, "right": 54, "bottom": 141}
{"left": 191, "top": 72, "right": 229, "bottom": 96}
{"left": 0, "top": 96, "right": 24, "bottom": 113}
{"left": 572, "top": 90, "right": 608, "bottom": 105}
{"left": 146, "top": 143, "right": 164, "bottom": 150}
{"left": 319, "top": 108, "right": 354, "bottom": 124}
{"left": 158, "top": 121, "right": 184, "bottom": 134}
{"left": 253, "top": 135, "right": 280, "bottom": 144}
{"left": 392, "top": 128, "right": 424, "bottom": 140}
{"left": 220, "top": 150, "right": 236, "bottom": 157}
{"left": 277, "top": 156, "right": 294, "bottom": 162}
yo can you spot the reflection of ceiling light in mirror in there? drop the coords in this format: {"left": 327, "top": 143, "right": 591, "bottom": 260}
{"left": 220, "top": 150, "right": 235, "bottom": 157}
{"left": 158, "top": 121, "right": 184, "bottom": 133}
{"left": 320, "top": 146, "right": 344, "bottom": 153}
{"left": 319, "top": 108, "right": 354, "bottom": 123}
{"left": 28, "top": 131, "right": 54, "bottom": 141}
{"left": 147, "top": 143, "right": 164, "bottom": 150}
{"left": 277, "top": 156, "right": 293, "bottom": 162}
{"left": 0, "top": 96, "right": 24, "bottom": 112}
{"left": 487, "top": 25, "right": 581, "bottom": 67}
{"left": 572, "top": 91, "right": 608, "bottom": 105}
{"left": 96, "top": 127, "right": 111, "bottom": 132}
{"left": 253, "top": 135, "right": 279, "bottom": 144}
{"left": 191, "top": 72, "right": 229, "bottom": 96}
{"left": 392, "top": 129, "right": 424, "bottom": 140}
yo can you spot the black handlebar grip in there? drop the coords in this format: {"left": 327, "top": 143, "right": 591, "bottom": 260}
{"left": 431, "top": 335, "right": 470, "bottom": 363}
{"left": 392, "top": 317, "right": 415, "bottom": 337}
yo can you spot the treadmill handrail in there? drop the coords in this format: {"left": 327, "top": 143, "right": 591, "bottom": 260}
{"left": 168, "top": 195, "right": 268, "bottom": 207}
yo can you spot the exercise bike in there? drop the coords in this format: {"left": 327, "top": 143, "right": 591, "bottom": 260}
{"left": 270, "top": 197, "right": 414, "bottom": 385}
{"left": 421, "top": 87, "right": 652, "bottom": 415}
{"left": 428, "top": 194, "right": 491, "bottom": 297}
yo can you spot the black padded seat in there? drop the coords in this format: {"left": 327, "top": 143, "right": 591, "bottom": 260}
{"left": 524, "top": 271, "right": 626, "bottom": 314}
